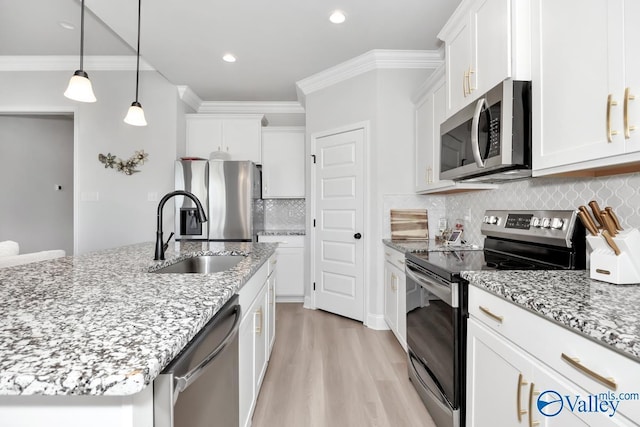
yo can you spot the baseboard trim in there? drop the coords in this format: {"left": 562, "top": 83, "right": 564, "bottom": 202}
{"left": 303, "top": 296, "right": 314, "bottom": 310}
{"left": 366, "top": 313, "right": 390, "bottom": 330}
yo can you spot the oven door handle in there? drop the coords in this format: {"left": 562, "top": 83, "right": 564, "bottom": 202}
{"left": 173, "top": 304, "right": 241, "bottom": 403}
{"left": 405, "top": 265, "right": 458, "bottom": 308}
{"left": 471, "top": 97, "right": 488, "bottom": 168}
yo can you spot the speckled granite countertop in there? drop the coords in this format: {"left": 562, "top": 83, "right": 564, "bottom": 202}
{"left": 257, "top": 230, "right": 305, "bottom": 236}
{"left": 0, "top": 241, "right": 276, "bottom": 397}
{"left": 462, "top": 270, "right": 640, "bottom": 362}
{"left": 382, "top": 239, "right": 482, "bottom": 253}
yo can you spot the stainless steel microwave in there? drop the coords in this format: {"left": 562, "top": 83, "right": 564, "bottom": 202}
{"left": 440, "top": 79, "right": 532, "bottom": 182}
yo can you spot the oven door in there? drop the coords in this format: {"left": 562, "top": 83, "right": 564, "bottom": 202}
{"left": 406, "top": 261, "right": 462, "bottom": 427}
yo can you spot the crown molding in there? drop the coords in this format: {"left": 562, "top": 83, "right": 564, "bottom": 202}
{"left": 177, "top": 86, "right": 203, "bottom": 112}
{"left": 0, "top": 56, "right": 155, "bottom": 72}
{"left": 295, "top": 49, "right": 443, "bottom": 101}
{"left": 198, "top": 101, "right": 305, "bottom": 115}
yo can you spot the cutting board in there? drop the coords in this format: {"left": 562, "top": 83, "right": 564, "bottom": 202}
{"left": 390, "top": 209, "right": 428, "bottom": 240}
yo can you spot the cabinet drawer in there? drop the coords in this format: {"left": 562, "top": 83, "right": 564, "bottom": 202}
{"left": 383, "top": 247, "right": 406, "bottom": 271}
{"left": 257, "top": 235, "right": 304, "bottom": 248}
{"left": 469, "top": 286, "right": 640, "bottom": 422}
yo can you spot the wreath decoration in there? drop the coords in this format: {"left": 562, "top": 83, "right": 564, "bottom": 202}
{"left": 98, "top": 150, "right": 149, "bottom": 175}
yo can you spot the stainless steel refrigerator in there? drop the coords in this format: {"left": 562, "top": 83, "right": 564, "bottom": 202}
{"left": 175, "top": 160, "right": 262, "bottom": 241}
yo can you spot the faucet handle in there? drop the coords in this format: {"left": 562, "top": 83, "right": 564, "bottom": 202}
{"left": 163, "top": 232, "right": 175, "bottom": 252}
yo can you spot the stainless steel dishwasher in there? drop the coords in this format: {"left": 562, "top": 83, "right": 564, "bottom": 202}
{"left": 154, "top": 295, "right": 240, "bottom": 427}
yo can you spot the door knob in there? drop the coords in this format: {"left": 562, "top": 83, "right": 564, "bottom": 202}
{"left": 354, "top": 233, "right": 362, "bottom": 239}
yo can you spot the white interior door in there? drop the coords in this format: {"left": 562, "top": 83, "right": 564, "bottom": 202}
{"left": 313, "top": 128, "right": 364, "bottom": 322}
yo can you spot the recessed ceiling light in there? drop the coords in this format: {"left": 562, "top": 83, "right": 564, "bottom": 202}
{"left": 329, "top": 10, "right": 346, "bottom": 24}
{"left": 222, "top": 53, "right": 237, "bottom": 63}
{"left": 59, "top": 21, "right": 75, "bottom": 30}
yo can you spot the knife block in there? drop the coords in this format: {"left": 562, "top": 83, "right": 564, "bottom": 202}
{"left": 586, "top": 228, "right": 640, "bottom": 285}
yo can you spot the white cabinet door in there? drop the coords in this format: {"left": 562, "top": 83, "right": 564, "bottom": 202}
{"left": 262, "top": 127, "right": 305, "bottom": 198}
{"left": 466, "top": 318, "right": 534, "bottom": 427}
{"left": 224, "top": 118, "right": 262, "bottom": 163}
{"left": 624, "top": 0, "right": 640, "bottom": 152}
{"left": 532, "top": 0, "right": 625, "bottom": 172}
{"left": 238, "top": 305, "right": 256, "bottom": 427}
{"left": 254, "top": 284, "right": 268, "bottom": 391}
{"left": 383, "top": 261, "right": 398, "bottom": 334}
{"left": 186, "top": 117, "right": 223, "bottom": 159}
{"left": 473, "top": 0, "right": 511, "bottom": 95}
{"left": 257, "top": 235, "right": 305, "bottom": 301}
{"left": 395, "top": 266, "right": 407, "bottom": 351}
{"left": 445, "top": 19, "right": 473, "bottom": 116}
{"left": 415, "top": 81, "right": 437, "bottom": 192}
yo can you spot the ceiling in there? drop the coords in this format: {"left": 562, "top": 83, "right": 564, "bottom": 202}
{"left": 1, "top": 0, "right": 461, "bottom": 102}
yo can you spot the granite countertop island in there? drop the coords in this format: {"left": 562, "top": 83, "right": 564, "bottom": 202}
{"left": 0, "top": 241, "right": 277, "bottom": 397}
{"left": 382, "top": 238, "right": 482, "bottom": 253}
{"left": 462, "top": 269, "right": 640, "bottom": 362}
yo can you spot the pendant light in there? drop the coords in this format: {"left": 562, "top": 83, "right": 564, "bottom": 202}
{"left": 64, "top": 0, "right": 97, "bottom": 103}
{"left": 124, "top": 0, "right": 147, "bottom": 126}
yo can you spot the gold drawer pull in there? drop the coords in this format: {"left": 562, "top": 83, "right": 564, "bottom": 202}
{"left": 561, "top": 353, "right": 617, "bottom": 390}
{"left": 398, "top": 260, "right": 405, "bottom": 265}
{"left": 479, "top": 306, "right": 504, "bottom": 323}
{"left": 517, "top": 373, "right": 528, "bottom": 422}
{"left": 624, "top": 87, "right": 636, "bottom": 139}
{"left": 607, "top": 94, "right": 619, "bottom": 143}
{"left": 529, "top": 383, "right": 540, "bottom": 427}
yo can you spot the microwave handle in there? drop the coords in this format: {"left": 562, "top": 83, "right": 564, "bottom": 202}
{"left": 471, "top": 97, "right": 488, "bottom": 168}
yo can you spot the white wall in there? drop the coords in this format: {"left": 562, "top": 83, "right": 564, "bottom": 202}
{"left": 304, "top": 67, "right": 431, "bottom": 326}
{"left": 0, "top": 69, "right": 182, "bottom": 254}
{"left": 0, "top": 114, "right": 74, "bottom": 254}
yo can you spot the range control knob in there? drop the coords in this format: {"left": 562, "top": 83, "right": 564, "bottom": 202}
{"left": 483, "top": 215, "right": 490, "bottom": 224}
{"left": 551, "top": 218, "right": 565, "bottom": 230}
{"left": 531, "top": 217, "right": 541, "bottom": 228}
{"left": 541, "top": 218, "right": 552, "bottom": 229}
{"left": 489, "top": 216, "right": 498, "bottom": 225}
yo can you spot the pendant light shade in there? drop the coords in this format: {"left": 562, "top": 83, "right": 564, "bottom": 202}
{"left": 124, "top": 0, "right": 147, "bottom": 126}
{"left": 64, "top": 0, "right": 96, "bottom": 103}
{"left": 124, "top": 101, "right": 147, "bottom": 126}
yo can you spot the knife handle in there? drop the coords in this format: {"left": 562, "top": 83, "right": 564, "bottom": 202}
{"left": 578, "top": 206, "right": 599, "bottom": 234}
{"left": 600, "top": 210, "right": 618, "bottom": 237}
{"left": 605, "top": 206, "right": 623, "bottom": 231}
{"left": 602, "top": 230, "right": 621, "bottom": 256}
{"left": 578, "top": 211, "right": 599, "bottom": 236}
{"left": 588, "top": 201, "right": 604, "bottom": 227}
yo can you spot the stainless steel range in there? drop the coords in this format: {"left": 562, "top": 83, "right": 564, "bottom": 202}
{"left": 404, "top": 210, "right": 586, "bottom": 427}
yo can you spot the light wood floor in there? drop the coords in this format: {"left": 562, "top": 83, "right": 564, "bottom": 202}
{"left": 252, "top": 304, "right": 436, "bottom": 427}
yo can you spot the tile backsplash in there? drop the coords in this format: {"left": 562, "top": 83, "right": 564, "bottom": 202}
{"left": 259, "top": 198, "right": 306, "bottom": 231}
{"left": 445, "top": 172, "right": 640, "bottom": 246}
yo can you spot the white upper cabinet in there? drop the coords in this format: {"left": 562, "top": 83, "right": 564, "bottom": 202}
{"left": 531, "top": 0, "right": 627, "bottom": 175}
{"left": 186, "top": 114, "right": 264, "bottom": 163}
{"left": 625, "top": 0, "right": 640, "bottom": 153}
{"left": 413, "top": 66, "right": 497, "bottom": 194}
{"left": 439, "top": 0, "right": 530, "bottom": 118}
{"left": 261, "top": 127, "right": 305, "bottom": 198}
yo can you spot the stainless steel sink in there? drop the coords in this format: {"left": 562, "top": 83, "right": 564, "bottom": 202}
{"left": 152, "top": 255, "right": 244, "bottom": 274}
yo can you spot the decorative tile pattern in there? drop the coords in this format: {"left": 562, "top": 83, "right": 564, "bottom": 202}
{"left": 0, "top": 241, "right": 277, "bottom": 396}
{"left": 446, "top": 173, "right": 640, "bottom": 246}
{"left": 462, "top": 270, "right": 640, "bottom": 362}
{"left": 261, "top": 199, "right": 305, "bottom": 231}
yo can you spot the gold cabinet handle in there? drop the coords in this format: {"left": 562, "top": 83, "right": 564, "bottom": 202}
{"left": 398, "top": 259, "right": 405, "bottom": 265}
{"left": 385, "top": 252, "right": 391, "bottom": 257}
{"left": 560, "top": 353, "right": 617, "bottom": 390}
{"left": 255, "top": 307, "right": 263, "bottom": 335}
{"left": 607, "top": 94, "right": 619, "bottom": 142}
{"left": 468, "top": 67, "right": 475, "bottom": 93}
{"left": 479, "top": 306, "right": 504, "bottom": 323}
{"left": 529, "top": 383, "right": 540, "bottom": 427}
{"left": 462, "top": 71, "right": 469, "bottom": 98}
{"left": 624, "top": 87, "right": 636, "bottom": 139}
{"left": 391, "top": 273, "right": 397, "bottom": 291}
{"left": 517, "top": 373, "right": 529, "bottom": 422}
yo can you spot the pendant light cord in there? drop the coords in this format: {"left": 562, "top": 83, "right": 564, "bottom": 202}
{"left": 80, "top": 0, "right": 85, "bottom": 70}
{"left": 135, "top": 0, "right": 142, "bottom": 102}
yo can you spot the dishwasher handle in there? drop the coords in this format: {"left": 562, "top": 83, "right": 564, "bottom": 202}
{"left": 173, "top": 304, "right": 241, "bottom": 401}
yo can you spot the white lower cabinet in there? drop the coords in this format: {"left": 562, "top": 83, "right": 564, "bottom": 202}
{"left": 467, "top": 286, "right": 638, "bottom": 427}
{"left": 257, "top": 235, "right": 305, "bottom": 301}
{"left": 383, "top": 247, "right": 407, "bottom": 351}
{"left": 238, "top": 254, "right": 276, "bottom": 427}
